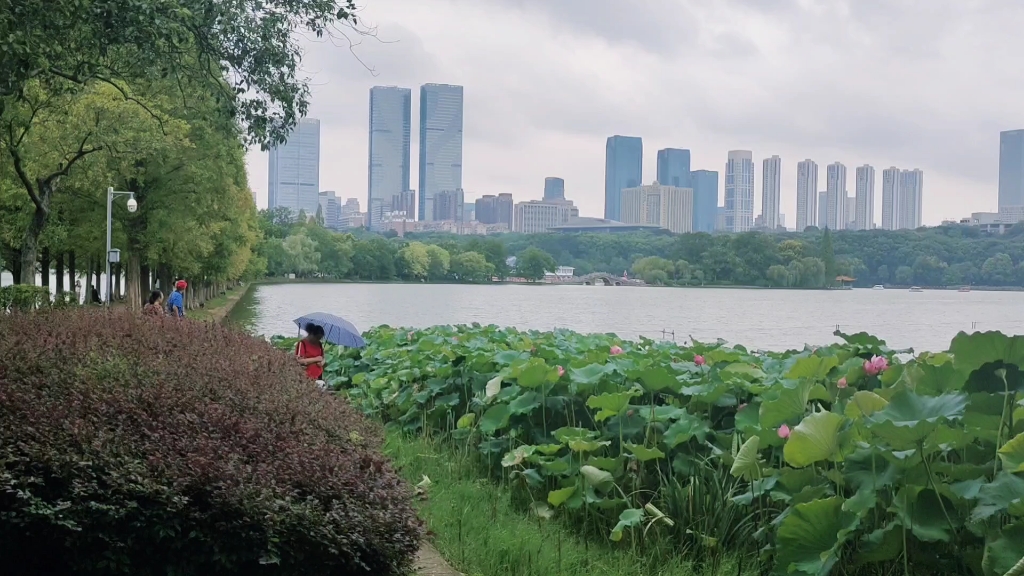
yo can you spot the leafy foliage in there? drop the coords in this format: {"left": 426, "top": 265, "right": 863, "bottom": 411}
{"left": 0, "top": 309, "right": 423, "bottom": 575}
{"left": 303, "top": 324, "right": 1024, "bottom": 575}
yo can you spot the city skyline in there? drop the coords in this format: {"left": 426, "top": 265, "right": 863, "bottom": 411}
{"left": 367, "top": 86, "right": 412, "bottom": 231}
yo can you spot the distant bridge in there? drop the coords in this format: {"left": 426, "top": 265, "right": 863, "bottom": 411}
{"left": 562, "top": 273, "right": 646, "bottom": 286}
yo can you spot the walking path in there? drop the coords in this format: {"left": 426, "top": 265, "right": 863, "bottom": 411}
{"left": 415, "top": 543, "right": 461, "bottom": 576}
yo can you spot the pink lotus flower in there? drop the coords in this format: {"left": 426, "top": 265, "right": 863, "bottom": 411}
{"left": 738, "top": 403, "right": 748, "bottom": 411}
{"left": 453, "top": 337, "right": 459, "bottom": 342}
{"left": 557, "top": 365, "right": 565, "bottom": 377}
{"left": 778, "top": 424, "right": 791, "bottom": 439}
{"left": 694, "top": 354, "right": 706, "bottom": 366}
{"left": 610, "top": 345, "right": 624, "bottom": 356}
{"left": 863, "top": 356, "right": 889, "bottom": 376}
{"left": 837, "top": 377, "right": 848, "bottom": 389}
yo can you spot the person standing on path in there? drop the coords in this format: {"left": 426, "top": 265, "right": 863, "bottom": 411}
{"left": 143, "top": 291, "right": 165, "bottom": 317}
{"left": 295, "top": 323, "right": 326, "bottom": 381}
{"left": 167, "top": 280, "right": 187, "bottom": 318}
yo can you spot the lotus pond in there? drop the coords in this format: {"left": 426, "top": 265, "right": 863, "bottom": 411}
{"left": 278, "top": 326, "right": 1024, "bottom": 576}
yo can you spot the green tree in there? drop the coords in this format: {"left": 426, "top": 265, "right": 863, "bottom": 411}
{"left": 766, "top": 265, "right": 789, "bottom": 287}
{"left": 981, "top": 253, "right": 1015, "bottom": 285}
{"left": 451, "top": 251, "right": 495, "bottom": 283}
{"left": 632, "top": 256, "right": 674, "bottom": 284}
{"left": 819, "top": 229, "right": 836, "bottom": 287}
{"left": 425, "top": 245, "right": 450, "bottom": 281}
{"left": 516, "top": 247, "right": 556, "bottom": 282}
{"left": 281, "top": 232, "right": 320, "bottom": 277}
{"left": 674, "top": 259, "right": 692, "bottom": 283}
{"left": 398, "top": 242, "right": 430, "bottom": 280}
{"left": 894, "top": 265, "right": 914, "bottom": 285}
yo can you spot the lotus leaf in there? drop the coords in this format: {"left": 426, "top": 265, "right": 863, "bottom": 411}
{"left": 547, "top": 485, "right": 576, "bottom": 507}
{"left": 999, "top": 432, "right": 1024, "bottom": 473}
{"left": 981, "top": 522, "right": 1024, "bottom": 576}
{"left": 774, "top": 497, "right": 860, "bottom": 575}
{"left": 609, "top": 507, "right": 645, "bottom": 542}
{"left": 784, "top": 411, "right": 846, "bottom": 468}
{"left": 730, "top": 435, "right": 761, "bottom": 480}
{"left": 971, "top": 472, "right": 1024, "bottom": 522}
{"left": 508, "top": 391, "right": 542, "bottom": 415}
{"left": 479, "top": 403, "right": 512, "bottom": 434}
{"left": 515, "top": 358, "right": 559, "bottom": 389}
{"left": 580, "top": 465, "right": 614, "bottom": 490}
{"left": 866, "top": 390, "right": 968, "bottom": 446}
{"left": 639, "top": 366, "right": 680, "bottom": 392}
{"left": 662, "top": 412, "right": 710, "bottom": 448}
{"left": 456, "top": 413, "right": 476, "bottom": 429}
{"left": 625, "top": 443, "right": 665, "bottom": 461}
{"left": 485, "top": 375, "right": 502, "bottom": 399}
{"left": 586, "top": 391, "right": 639, "bottom": 421}
{"left": 844, "top": 391, "right": 889, "bottom": 419}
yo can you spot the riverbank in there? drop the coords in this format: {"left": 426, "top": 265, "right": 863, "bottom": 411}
{"left": 188, "top": 282, "right": 251, "bottom": 323}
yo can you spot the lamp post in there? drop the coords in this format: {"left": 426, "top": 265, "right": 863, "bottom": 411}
{"left": 105, "top": 187, "right": 138, "bottom": 305}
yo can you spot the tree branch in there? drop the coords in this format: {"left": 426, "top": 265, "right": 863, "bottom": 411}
{"left": 47, "top": 67, "right": 168, "bottom": 135}
{"left": 40, "top": 134, "right": 103, "bottom": 189}
{"left": 8, "top": 146, "right": 44, "bottom": 212}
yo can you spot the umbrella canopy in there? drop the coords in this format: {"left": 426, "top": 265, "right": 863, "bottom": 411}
{"left": 293, "top": 312, "right": 366, "bottom": 348}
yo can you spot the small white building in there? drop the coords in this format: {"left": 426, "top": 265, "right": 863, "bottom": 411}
{"left": 543, "top": 266, "right": 575, "bottom": 282}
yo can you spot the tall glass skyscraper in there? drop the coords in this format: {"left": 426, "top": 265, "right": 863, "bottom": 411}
{"left": 724, "top": 150, "right": 754, "bottom": 232}
{"left": 690, "top": 170, "right": 719, "bottom": 233}
{"left": 543, "top": 177, "right": 565, "bottom": 201}
{"left": 418, "top": 84, "right": 464, "bottom": 221}
{"left": 999, "top": 129, "right": 1024, "bottom": 209}
{"left": 656, "top": 148, "right": 691, "bottom": 188}
{"left": 604, "top": 136, "right": 643, "bottom": 221}
{"left": 268, "top": 118, "right": 320, "bottom": 219}
{"left": 795, "top": 159, "right": 818, "bottom": 231}
{"left": 368, "top": 86, "right": 411, "bottom": 231}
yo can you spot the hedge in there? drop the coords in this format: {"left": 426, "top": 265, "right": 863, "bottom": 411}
{"left": 0, "top": 309, "right": 423, "bottom": 575}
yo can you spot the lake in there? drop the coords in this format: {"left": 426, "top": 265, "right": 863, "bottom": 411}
{"left": 229, "top": 282, "right": 1024, "bottom": 352}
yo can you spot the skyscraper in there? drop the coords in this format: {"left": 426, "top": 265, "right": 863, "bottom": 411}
{"left": 999, "top": 129, "right": 1024, "bottom": 209}
{"left": 318, "top": 191, "right": 341, "bottom": 230}
{"left": 795, "top": 160, "right": 818, "bottom": 231}
{"left": 725, "top": 150, "right": 754, "bottom": 232}
{"left": 496, "top": 193, "right": 514, "bottom": 229}
{"left": 881, "top": 167, "right": 900, "bottom": 230}
{"left": 761, "top": 155, "right": 782, "bottom": 230}
{"left": 619, "top": 182, "right": 694, "bottom": 234}
{"left": 898, "top": 169, "right": 924, "bottom": 229}
{"left": 656, "top": 148, "right": 691, "bottom": 188}
{"left": 418, "top": 84, "right": 464, "bottom": 221}
{"left": 691, "top": 170, "right": 719, "bottom": 233}
{"left": 854, "top": 165, "right": 875, "bottom": 231}
{"left": 825, "top": 162, "right": 847, "bottom": 230}
{"left": 543, "top": 177, "right": 565, "bottom": 201}
{"left": 433, "top": 189, "right": 465, "bottom": 223}
{"left": 604, "top": 136, "right": 643, "bottom": 221}
{"left": 818, "top": 191, "right": 828, "bottom": 229}
{"left": 268, "top": 117, "right": 320, "bottom": 218}
{"left": 368, "top": 86, "right": 412, "bottom": 231}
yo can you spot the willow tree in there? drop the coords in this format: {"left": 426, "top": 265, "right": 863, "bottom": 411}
{"left": 0, "top": 0, "right": 361, "bottom": 283}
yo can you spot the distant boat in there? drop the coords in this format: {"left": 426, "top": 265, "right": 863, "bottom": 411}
{"left": 910, "top": 286, "right": 924, "bottom": 292}
{"left": 872, "top": 285, "right": 885, "bottom": 290}
{"left": 958, "top": 286, "right": 971, "bottom": 292}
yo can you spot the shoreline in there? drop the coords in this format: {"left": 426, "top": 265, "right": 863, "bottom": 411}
{"left": 189, "top": 283, "right": 252, "bottom": 323}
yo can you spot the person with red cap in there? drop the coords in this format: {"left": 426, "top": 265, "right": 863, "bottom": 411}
{"left": 167, "top": 280, "right": 187, "bottom": 318}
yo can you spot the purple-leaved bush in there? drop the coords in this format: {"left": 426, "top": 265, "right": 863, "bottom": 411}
{"left": 0, "top": 309, "right": 423, "bottom": 575}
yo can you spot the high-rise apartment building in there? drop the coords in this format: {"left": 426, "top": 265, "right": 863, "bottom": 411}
{"left": 513, "top": 200, "right": 572, "bottom": 233}
{"left": 999, "top": 129, "right": 1024, "bottom": 209}
{"left": 761, "top": 155, "right": 782, "bottom": 230}
{"left": 604, "top": 136, "right": 643, "bottom": 221}
{"left": 818, "top": 191, "right": 828, "bottom": 228}
{"left": 368, "top": 86, "right": 412, "bottom": 231}
{"left": 318, "top": 191, "right": 341, "bottom": 230}
{"left": 390, "top": 190, "right": 415, "bottom": 216}
{"left": 724, "top": 150, "right": 754, "bottom": 232}
{"left": 433, "top": 189, "right": 465, "bottom": 223}
{"left": 656, "top": 148, "right": 691, "bottom": 188}
{"left": 854, "top": 165, "right": 875, "bottom": 231}
{"left": 898, "top": 169, "right": 924, "bottom": 229}
{"left": 795, "top": 160, "right": 818, "bottom": 231}
{"left": 825, "top": 162, "right": 847, "bottom": 230}
{"left": 691, "top": 170, "right": 719, "bottom": 233}
{"left": 881, "top": 167, "right": 900, "bottom": 230}
{"left": 268, "top": 117, "right": 320, "bottom": 218}
{"left": 846, "top": 197, "right": 857, "bottom": 228}
{"left": 543, "top": 177, "right": 565, "bottom": 201}
{"left": 475, "top": 193, "right": 513, "bottom": 229}
{"left": 619, "top": 182, "right": 694, "bottom": 234}
{"left": 418, "top": 84, "right": 464, "bottom": 221}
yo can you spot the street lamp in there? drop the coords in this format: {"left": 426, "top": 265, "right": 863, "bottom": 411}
{"left": 105, "top": 187, "right": 137, "bottom": 305}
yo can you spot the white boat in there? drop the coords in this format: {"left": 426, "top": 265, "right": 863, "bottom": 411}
{"left": 909, "top": 286, "right": 924, "bottom": 292}
{"left": 958, "top": 286, "right": 971, "bottom": 293}
{"left": 872, "top": 285, "right": 885, "bottom": 290}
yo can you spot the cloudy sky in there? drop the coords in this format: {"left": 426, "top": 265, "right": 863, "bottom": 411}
{"left": 245, "top": 0, "right": 1024, "bottom": 226}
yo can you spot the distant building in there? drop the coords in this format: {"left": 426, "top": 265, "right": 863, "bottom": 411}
{"left": 817, "top": 191, "right": 828, "bottom": 228}
{"left": 724, "top": 150, "right": 754, "bottom": 232}
{"left": 475, "top": 193, "right": 513, "bottom": 229}
{"left": 433, "top": 189, "right": 465, "bottom": 223}
{"left": 268, "top": 118, "right": 320, "bottom": 218}
{"left": 999, "top": 129, "right": 1024, "bottom": 210}
{"left": 898, "top": 169, "right": 924, "bottom": 229}
{"left": 690, "top": 170, "right": 719, "bottom": 233}
{"left": 368, "top": 86, "right": 412, "bottom": 231}
{"left": 761, "top": 155, "right": 782, "bottom": 230}
{"left": 880, "top": 167, "right": 900, "bottom": 230}
{"left": 547, "top": 217, "right": 662, "bottom": 234}
{"left": 796, "top": 159, "right": 819, "bottom": 231}
{"left": 390, "top": 190, "right": 415, "bottom": 216}
{"left": 846, "top": 197, "right": 856, "bottom": 228}
{"left": 543, "top": 177, "right": 565, "bottom": 201}
{"left": 513, "top": 200, "right": 573, "bottom": 233}
{"left": 854, "top": 165, "right": 875, "bottom": 230}
{"left": 604, "top": 136, "right": 643, "bottom": 221}
{"left": 656, "top": 148, "right": 691, "bottom": 188}
{"left": 318, "top": 191, "right": 341, "bottom": 230}
{"left": 340, "top": 198, "right": 363, "bottom": 229}
{"left": 825, "top": 162, "right": 847, "bottom": 230}
{"left": 619, "top": 181, "right": 694, "bottom": 234}
{"left": 544, "top": 266, "right": 576, "bottom": 282}
{"left": 418, "top": 84, "right": 464, "bottom": 221}
{"left": 463, "top": 202, "right": 475, "bottom": 222}
{"left": 955, "top": 206, "right": 1024, "bottom": 234}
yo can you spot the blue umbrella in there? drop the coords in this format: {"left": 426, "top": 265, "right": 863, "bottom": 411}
{"left": 293, "top": 312, "right": 366, "bottom": 348}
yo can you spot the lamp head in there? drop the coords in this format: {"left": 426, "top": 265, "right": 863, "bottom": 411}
{"left": 126, "top": 197, "right": 138, "bottom": 213}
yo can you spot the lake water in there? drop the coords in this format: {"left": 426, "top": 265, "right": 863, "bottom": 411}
{"left": 230, "top": 282, "right": 1024, "bottom": 352}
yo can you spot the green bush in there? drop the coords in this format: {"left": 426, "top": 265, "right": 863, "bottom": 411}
{"left": 0, "top": 309, "right": 423, "bottom": 575}
{"left": 0, "top": 285, "right": 51, "bottom": 311}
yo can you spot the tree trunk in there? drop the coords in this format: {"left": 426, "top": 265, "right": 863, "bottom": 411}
{"left": 69, "top": 251, "right": 78, "bottom": 303}
{"left": 19, "top": 206, "right": 46, "bottom": 285}
{"left": 114, "top": 262, "right": 122, "bottom": 300}
{"left": 125, "top": 252, "right": 142, "bottom": 311}
{"left": 55, "top": 253, "right": 65, "bottom": 294}
{"left": 11, "top": 255, "right": 22, "bottom": 285}
{"left": 157, "top": 265, "right": 172, "bottom": 294}
{"left": 140, "top": 264, "right": 151, "bottom": 296}
{"left": 40, "top": 248, "right": 50, "bottom": 288}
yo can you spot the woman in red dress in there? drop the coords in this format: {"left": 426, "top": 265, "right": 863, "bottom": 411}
{"left": 295, "top": 323, "right": 326, "bottom": 380}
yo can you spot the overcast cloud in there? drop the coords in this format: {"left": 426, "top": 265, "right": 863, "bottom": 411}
{"left": 245, "top": 0, "right": 1024, "bottom": 225}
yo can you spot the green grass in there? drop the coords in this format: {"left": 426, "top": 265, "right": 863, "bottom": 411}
{"left": 384, "top": 432, "right": 756, "bottom": 576}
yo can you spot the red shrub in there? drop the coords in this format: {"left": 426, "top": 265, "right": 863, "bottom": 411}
{"left": 0, "top": 309, "right": 423, "bottom": 575}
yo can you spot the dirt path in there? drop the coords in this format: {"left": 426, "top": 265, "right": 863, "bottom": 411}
{"left": 414, "top": 543, "right": 462, "bottom": 576}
